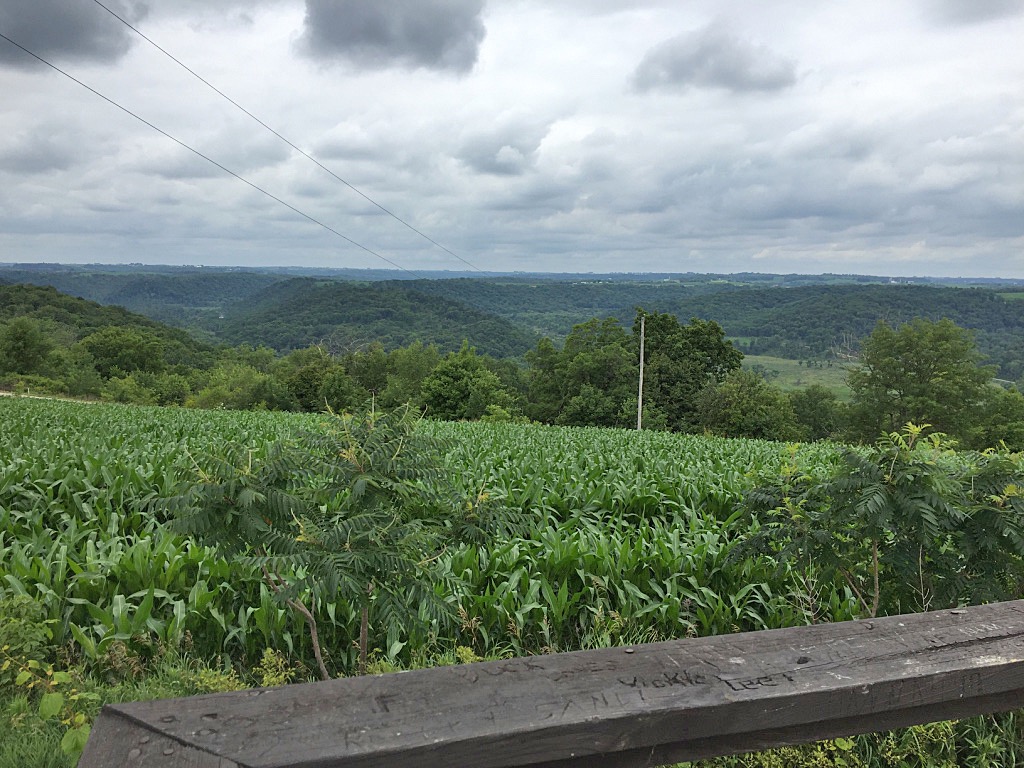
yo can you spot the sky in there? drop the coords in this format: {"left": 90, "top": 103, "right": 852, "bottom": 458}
{"left": 0, "top": 0, "right": 1022, "bottom": 278}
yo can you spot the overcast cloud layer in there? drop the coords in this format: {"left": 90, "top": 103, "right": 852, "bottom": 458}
{"left": 0, "top": 0, "right": 1022, "bottom": 277}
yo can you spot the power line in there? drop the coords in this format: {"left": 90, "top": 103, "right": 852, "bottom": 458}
{"left": 88, "top": 0, "right": 486, "bottom": 275}
{"left": 0, "top": 31, "right": 425, "bottom": 278}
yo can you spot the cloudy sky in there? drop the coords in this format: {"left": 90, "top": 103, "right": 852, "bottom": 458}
{"left": 1, "top": 0, "right": 1022, "bottom": 277}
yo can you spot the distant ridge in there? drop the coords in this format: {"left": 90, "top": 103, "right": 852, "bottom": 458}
{"left": 213, "top": 278, "right": 539, "bottom": 358}
{"left": 4, "top": 262, "right": 1024, "bottom": 286}
{"left": 4, "top": 263, "right": 1024, "bottom": 379}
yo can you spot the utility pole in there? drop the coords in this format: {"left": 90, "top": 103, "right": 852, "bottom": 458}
{"left": 637, "top": 314, "right": 645, "bottom": 430}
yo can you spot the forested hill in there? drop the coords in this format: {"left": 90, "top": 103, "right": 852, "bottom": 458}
{"left": 396, "top": 278, "right": 743, "bottom": 338}
{"left": 0, "top": 268, "right": 281, "bottom": 328}
{"left": 210, "top": 278, "right": 539, "bottom": 358}
{"left": 5, "top": 265, "right": 1024, "bottom": 377}
{"left": 0, "top": 283, "right": 217, "bottom": 368}
{"left": 672, "top": 284, "right": 1024, "bottom": 377}
{"left": 402, "top": 280, "right": 1024, "bottom": 378}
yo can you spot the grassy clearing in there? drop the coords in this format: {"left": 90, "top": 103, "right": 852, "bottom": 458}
{"left": 743, "top": 354, "right": 851, "bottom": 397}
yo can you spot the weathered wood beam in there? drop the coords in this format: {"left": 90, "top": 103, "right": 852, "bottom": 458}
{"left": 79, "top": 600, "right": 1024, "bottom": 768}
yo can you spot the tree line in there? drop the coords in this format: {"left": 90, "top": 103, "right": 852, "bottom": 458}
{"left": 10, "top": 269, "right": 1024, "bottom": 379}
{"left": 405, "top": 280, "right": 1024, "bottom": 379}
{"left": 3, "top": 282, "right": 1022, "bottom": 450}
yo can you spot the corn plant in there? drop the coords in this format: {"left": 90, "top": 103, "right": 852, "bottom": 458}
{"left": 2, "top": 397, "right": 853, "bottom": 676}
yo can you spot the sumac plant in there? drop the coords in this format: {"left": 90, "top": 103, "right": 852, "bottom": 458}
{"left": 168, "top": 403, "right": 462, "bottom": 677}
{"left": 738, "top": 423, "right": 1024, "bottom": 617}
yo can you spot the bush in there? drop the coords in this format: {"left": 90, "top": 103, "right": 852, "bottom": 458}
{"left": 0, "top": 596, "right": 54, "bottom": 686}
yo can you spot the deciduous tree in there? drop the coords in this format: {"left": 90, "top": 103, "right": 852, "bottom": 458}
{"left": 523, "top": 337, "right": 562, "bottom": 423}
{"left": 696, "top": 369, "right": 801, "bottom": 441}
{"left": 789, "top": 384, "right": 842, "bottom": 441}
{"left": 0, "top": 317, "right": 53, "bottom": 375}
{"left": 740, "top": 424, "right": 1024, "bottom": 617}
{"left": 845, "top": 319, "right": 994, "bottom": 443}
{"left": 380, "top": 341, "right": 441, "bottom": 408}
{"left": 169, "top": 404, "right": 522, "bottom": 677}
{"left": 633, "top": 310, "right": 743, "bottom": 431}
{"left": 80, "top": 326, "right": 166, "bottom": 378}
{"left": 420, "top": 343, "right": 517, "bottom": 421}
{"left": 555, "top": 318, "right": 634, "bottom": 428}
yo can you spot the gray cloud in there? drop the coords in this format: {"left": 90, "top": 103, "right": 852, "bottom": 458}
{"left": 297, "top": 0, "right": 485, "bottom": 72}
{"left": 458, "top": 122, "right": 550, "bottom": 176}
{"left": 0, "top": 0, "right": 144, "bottom": 68}
{"left": 924, "top": 0, "right": 1024, "bottom": 25}
{"left": 139, "top": 0, "right": 282, "bottom": 15}
{"left": 0, "top": 133, "right": 78, "bottom": 174}
{"left": 126, "top": 134, "right": 293, "bottom": 194}
{"left": 632, "top": 24, "right": 797, "bottom": 93}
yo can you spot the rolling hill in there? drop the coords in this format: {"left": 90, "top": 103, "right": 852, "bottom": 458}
{"left": 211, "top": 278, "right": 540, "bottom": 358}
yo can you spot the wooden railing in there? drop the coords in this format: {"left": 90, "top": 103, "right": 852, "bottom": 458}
{"left": 79, "top": 600, "right": 1024, "bottom": 767}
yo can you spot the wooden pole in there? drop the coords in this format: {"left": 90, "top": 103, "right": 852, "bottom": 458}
{"left": 636, "top": 314, "right": 644, "bottom": 430}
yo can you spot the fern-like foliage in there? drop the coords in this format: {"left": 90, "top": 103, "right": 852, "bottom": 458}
{"left": 165, "top": 443, "right": 309, "bottom": 557}
{"left": 736, "top": 424, "right": 1024, "bottom": 618}
{"left": 956, "top": 449, "right": 1024, "bottom": 603}
{"left": 165, "top": 402, "right": 528, "bottom": 673}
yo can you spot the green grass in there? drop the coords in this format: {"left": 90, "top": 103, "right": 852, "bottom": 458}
{"left": 742, "top": 354, "right": 851, "bottom": 398}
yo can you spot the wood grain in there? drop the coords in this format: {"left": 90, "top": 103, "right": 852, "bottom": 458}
{"left": 80, "top": 601, "right": 1024, "bottom": 768}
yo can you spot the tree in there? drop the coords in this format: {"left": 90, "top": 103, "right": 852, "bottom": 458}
{"left": 559, "top": 383, "right": 630, "bottom": 428}
{"left": 149, "top": 372, "right": 193, "bottom": 406}
{"left": 188, "top": 362, "right": 296, "bottom": 411}
{"left": 695, "top": 369, "right": 801, "bottom": 441}
{"left": 0, "top": 318, "right": 53, "bottom": 374}
{"left": 320, "top": 367, "right": 365, "bottom": 412}
{"left": 479, "top": 356, "right": 527, "bottom": 409}
{"left": 967, "top": 386, "right": 1024, "bottom": 451}
{"left": 845, "top": 319, "right": 994, "bottom": 443}
{"left": 522, "top": 311, "right": 742, "bottom": 431}
{"left": 53, "top": 345, "right": 103, "bottom": 397}
{"left": 555, "top": 318, "right": 634, "bottom": 428}
{"left": 345, "top": 343, "right": 390, "bottom": 396}
{"left": 275, "top": 345, "right": 337, "bottom": 412}
{"left": 524, "top": 337, "right": 562, "bottom": 423}
{"left": 380, "top": 341, "right": 441, "bottom": 408}
{"left": 222, "top": 344, "right": 277, "bottom": 373}
{"left": 101, "top": 373, "right": 158, "bottom": 405}
{"left": 633, "top": 311, "right": 743, "bottom": 431}
{"left": 281, "top": 405, "right": 457, "bottom": 674}
{"left": 789, "top": 384, "right": 842, "bottom": 441}
{"left": 169, "top": 405, "right": 504, "bottom": 677}
{"left": 420, "top": 343, "right": 517, "bottom": 421}
{"left": 80, "top": 326, "right": 166, "bottom": 378}
{"left": 740, "top": 424, "right": 1024, "bottom": 618}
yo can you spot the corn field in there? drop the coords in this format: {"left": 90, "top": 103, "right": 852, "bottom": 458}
{"left": 1, "top": 397, "right": 857, "bottom": 676}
